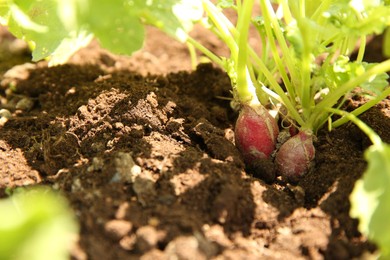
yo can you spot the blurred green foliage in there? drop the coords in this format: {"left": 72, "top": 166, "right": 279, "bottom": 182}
{"left": 0, "top": 187, "right": 78, "bottom": 260}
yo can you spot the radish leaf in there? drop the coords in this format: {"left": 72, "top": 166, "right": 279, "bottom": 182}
{"left": 77, "top": 0, "right": 145, "bottom": 56}
{"left": 5, "top": 0, "right": 87, "bottom": 63}
{"left": 0, "top": 0, "right": 202, "bottom": 65}
{"left": 350, "top": 143, "right": 390, "bottom": 259}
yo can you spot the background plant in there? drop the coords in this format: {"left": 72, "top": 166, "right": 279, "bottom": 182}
{"left": 0, "top": 0, "right": 202, "bottom": 65}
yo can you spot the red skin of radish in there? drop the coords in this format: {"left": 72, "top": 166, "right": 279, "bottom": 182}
{"left": 275, "top": 130, "right": 315, "bottom": 182}
{"left": 234, "top": 105, "right": 279, "bottom": 165}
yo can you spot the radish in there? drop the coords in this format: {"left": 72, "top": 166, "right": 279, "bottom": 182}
{"left": 234, "top": 104, "right": 279, "bottom": 165}
{"left": 275, "top": 130, "right": 315, "bottom": 182}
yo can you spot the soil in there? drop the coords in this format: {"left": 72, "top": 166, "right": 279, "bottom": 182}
{"left": 1, "top": 25, "right": 389, "bottom": 260}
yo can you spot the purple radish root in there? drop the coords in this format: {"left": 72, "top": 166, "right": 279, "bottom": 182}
{"left": 275, "top": 130, "right": 315, "bottom": 182}
{"left": 234, "top": 104, "right": 279, "bottom": 166}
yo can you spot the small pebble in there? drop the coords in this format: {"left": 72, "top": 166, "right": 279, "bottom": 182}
{"left": 165, "top": 236, "right": 206, "bottom": 260}
{"left": 136, "top": 226, "right": 159, "bottom": 252}
{"left": 0, "top": 109, "right": 12, "bottom": 119}
{"left": 87, "top": 157, "right": 104, "bottom": 172}
{"left": 104, "top": 219, "right": 133, "bottom": 240}
{"left": 113, "top": 122, "right": 124, "bottom": 130}
{"left": 15, "top": 97, "right": 34, "bottom": 111}
{"left": 119, "top": 235, "right": 137, "bottom": 251}
{"left": 110, "top": 152, "right": 141, "bottom": 183}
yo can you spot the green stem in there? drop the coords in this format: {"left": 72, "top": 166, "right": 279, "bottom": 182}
{"left": 259, "top": 0, "right": 296, "bottom": 103}
{"left": 298, "top": 20, "right": 314, "bottom": 120}
{"left": 319, "top": 33, "right": 341, "bottom": 53}
{"left": 235, "top": 0, "right": 255, "bottom": 104}
{"left": 332, "top": 87, "right": 390, "bottom": 128}
{"left": 186, "top": 37, "right": 224, "bottom": 67}
{"left": 251, "top": 52, "right": 305, "bottom": 126}
{"left": 356, "top": 35, "right": 366, "bottom": 62}
{"left": 279, "top": 0, "right": 293, "bottom": 23}
{"left": 259, "top": 31, "right": 268, "bottom": 67}
{"left": 311, "top": 59, "right": 390, "bottom": 129}
{"left": 247, "top": 62, "right": 268, "bottom": 104}
{"left": 202, "top": 0, "right": 238, "bottom": 59}
{"left": 327, "top": 108, "right": 382, "bottom": 146}
{"left": 299, "top": 0, "right": 305, "bottom": 17}
{"left": 186, "top": 42, "right": 198, "bottom": 70}
{"left": 310, "top": 0, "right": 332, "bottom": 21}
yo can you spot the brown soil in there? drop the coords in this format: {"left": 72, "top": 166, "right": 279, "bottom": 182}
{"left": 1, "top": 25, "right": 389, "bottom": 260}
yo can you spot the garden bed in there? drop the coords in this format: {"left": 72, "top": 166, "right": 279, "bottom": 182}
{"left": 1, "top": 26, "right": 389, "bottom": 259}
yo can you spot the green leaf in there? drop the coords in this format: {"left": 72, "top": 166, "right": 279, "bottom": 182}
{"left": 217, "top": 0, "right": 236, "bottom": 9}
{"left": 318, "top": 56, "right": 389, "bottom": 94}
{"left": 285, "top": 21, "right": 304, "bottom": 59}
{"left": 78, "top": 0, "right": 145, "bottom": 55}
{"left": 5, "top": 0, "right": 93, "bottom": 64}
{"left": 0, "top": 187, "right": 78, "bottom": 260}
{"left": 2, "top": 0, "right": 202, "bottom": 64}
{"left": 139, "top": 0, "right": 203, "bottom": 42}
{"left": 322, "top": 1, "right": 390, "bottom": 37}
{"left": 48, "top": 30, "right": 94, "bottom": 65}
{"left": 359, "top": 63, "right": 389, "bottom": 95}
{"left": 0, "top": 0, "right": 11, "bottom": 24}
{"left": 350, "top": 143, "right": 390, "bottom": 259}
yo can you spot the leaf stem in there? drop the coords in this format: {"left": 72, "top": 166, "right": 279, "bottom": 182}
{"left": 252, "top": 55, "right": 305, "bottom": 126}
{"left": 311, "top": 59, "right": 390, "bottom": 130}
{"left": 235, "top": 0, "right": 256, "bottom": 104}
{"left": 202, "top": 0, "right": 238, "bottom": 59}
{"left": 186, "top": 42, "right": 198, "bottom": 70}
{"left": 186, "top": 36, "right": 224, "bottom": 67}
{"left": 327, "top": 108, "right": 382, "bottom": 147}
{"left": 259, "top": 0, "right": 296, "bottom": 100}
{"left": 332, "top": 87, "right": 390, "bottom": 128}
{"left": 356, "top": 35, "right": 366, "bottom": 63}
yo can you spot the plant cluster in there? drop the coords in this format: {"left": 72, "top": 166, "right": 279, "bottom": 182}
{"left": 1, "top": 0, "right": 390, "bottom": 258}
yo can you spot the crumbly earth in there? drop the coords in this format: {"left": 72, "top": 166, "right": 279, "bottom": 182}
{"left": 1, "top": 26, "right": 389, "bottom": 259}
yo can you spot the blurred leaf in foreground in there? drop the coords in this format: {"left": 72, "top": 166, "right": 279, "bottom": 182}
{"left": 0, "top": 186, "right": 79, "bottom": 260}
{"left": 0, "top": 0, "right": 203, "bottom": 65}
{"left": 350, "top": 143, "right": 390, "bottom": 259}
